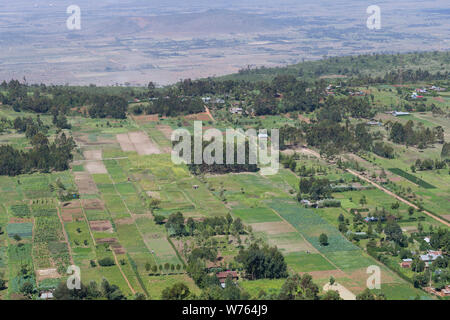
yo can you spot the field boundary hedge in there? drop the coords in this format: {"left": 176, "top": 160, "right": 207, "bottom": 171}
{"left": 388, "top": 168, "right": 435, "bottom": 189}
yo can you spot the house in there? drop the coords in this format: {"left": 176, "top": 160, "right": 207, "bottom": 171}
{"left": 216, "top": 271, "right": 239, "bottom": 288}
{"left": 424, "top": 237, "right": 431, "bottom": 244}
{"left": 202, "top": 97, "right": 211, "bottom": 103}
{"left": 230, "top": 107, "right": 243, "bottom": 115}
{"left": 420, "top": 250, "right": 442, "bottom": 263}
{"left": 393, "top": 111, "right": 410, "bottom": 117}
{"left": 300, "top": 199, "right": 312, "bottom": 206}
{"left": 400, "top": 258, "right": 413, "bottom": 268}
{"left": 367, "top": 121, "right": 382, "bottom": 126}
{"left": 39, "top": 291, "right": 54, "bottom": 300}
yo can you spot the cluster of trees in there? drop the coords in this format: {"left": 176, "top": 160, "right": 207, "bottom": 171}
{"left": 304, "top": 120, "right": 375, "bottom": 157}
{"left": 372, "top": 141, "right": 395, "bottom": 159}
{"left": 298, "top": 177, "right": 332, "bottom": 200}
{"left": 146, "top": 95, "right": 204, "bottom": 117}
{"left": 160, "top": 212, "right": 246, "bottom": 239}
{"left": 186, "top": 139, "right": 259, "bottom": 175}
{"left": 411, "top": 158, "right": 447, "bottom": 172}
{"left": 0, "top": 128, "right": 76, "bottom": 176}
{"left": 88, "top": 95, "right": 128, "bottom": 119}
{"left": 0, "top": 79, "right": 135, "bottom": 119}
{"left": 317, "top": 96, "right": 374, "bottom": 121}
{"left": 389, "top": 120, "right": 444, "bottom": 148}
{"left": 235, "top": 243, "right": 288, "bottom": 280}
{"left": 53, "top": 279, "right": 130, "bottom": 300}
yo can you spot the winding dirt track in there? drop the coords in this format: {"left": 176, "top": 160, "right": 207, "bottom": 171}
{"left": 346, "top": 169, "right": 450, "bottom": 228}
{"left": 295, "top": 146, "right": 450, "bottom": 228}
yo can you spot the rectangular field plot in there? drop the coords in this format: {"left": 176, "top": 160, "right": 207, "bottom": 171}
{"left": 265, "top": 232, "right": 316, "bottom": 253}
{"left": 284, "top": 252, "right": 336, "bottom": 273}
{"left": 268, "top": 199, "right": 359, "bottom": 254}
{"left": 146, "top": 274, "right": 200, "bottom": 300}
{"left": 232, "top": 207, "right": 281, "bottom": 224}
{"left": 239, "top": 279, "right": 285, "bottom": 299}
{"left": 6, "top": 223, "right": 33, "bottom": 238}
{"left": 388, "top": 168, "right": 436, "bottom": 189}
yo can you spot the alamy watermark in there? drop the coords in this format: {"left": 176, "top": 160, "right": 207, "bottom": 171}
{"left": 366, "top": 265, "right": 381, "bottom": 289}
{"left": 171, "top": 121, "right": 279, "bottom": 175}
{"left": 67, "top": 5, "right": 81, "bottom": 30}
{"left": 366, "top": 5, "right": 381, "bottom": 30}
{"left": 67, "top": 265, "right": 81, "bottom": 290}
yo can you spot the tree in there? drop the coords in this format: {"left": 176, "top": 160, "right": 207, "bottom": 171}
{"left": 356, "top": 288, "right": 386, "bottom": 300}
{"left": 161, "top": 282, "right": 191, "bottom": 300}
{"left": 278, "top": 274, "right": 319, "bottom": 300}
{"left": 322, "top": 290, "right": 342, "bottom": 300}
{"left": 236, "top": 243, "right": 288, "bottom": 280}
{"left": 166, "top": 212, "right": 185, "bottom": 236}
{"left": 20, "top": 281, "right": 34, "bottom": 297}
{"left": 319, "top": 233, "right": 328, "bottom": 246}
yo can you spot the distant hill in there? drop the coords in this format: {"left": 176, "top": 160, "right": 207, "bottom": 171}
{"left": 216, "top": 51, "right": 450, "bottom": 82}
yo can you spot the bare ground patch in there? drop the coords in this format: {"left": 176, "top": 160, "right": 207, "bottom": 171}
{"left": 84, "top": 161, "right": 107, "bottom": 174}
{"left": 323, "top": 282, "right": 356, "bottom": 300}
{"left": 117, "top": 131, "right": 162, "bottom": 155}
{"left": 129, "top": 131, "right": 161, "bottom": 155}
{"left": 96, "top": 238, "right": 118, "bottom": 244}
{"left": 250, "top": 221, "right": 296, "bottom": 235}
{"left": 116, "top": 133, "right": 136, "bottom": 152}
{"left": 74, "top": 172, "right": 98, "bottom": 194}
{"left": 111, "top": 244, "right": 126, "bottom": 254}
{"left": 89, "top": 220, "right": 113, "bottom": 232}
{"left": 156, "top": 125, "right": 173, "bottom": 140}
{"left": 83, "top": 150, "right": 103, "bottom": 161}
{"left": 82, "top": 199, "right": 105, "bottom": 211}
{"left": 36, "top": 268, "right": 60, "bottom": 281}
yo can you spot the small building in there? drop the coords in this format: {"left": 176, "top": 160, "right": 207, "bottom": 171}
{"left": 367, "top": 121, "right": 382, "bottom": 126}
{"left": 216, "top": 271, "right": 239, "bottom": 288}
{"left": 400, "top": 258, "right": 413, "bottom": 268}
{"left": 258, "top": 133, "right": 268, "bottom": 139}
{"left": 393, "top": 111, "right": 411, "bottom": 117}
{"left": 424, "top": 237, "right": 430, "bottom": 244}
{"left": 230, "top": 107, "right": 243, "bottom": 115}
{"left": 420, "top": 251, "right": 442, "bottom": 263}
{"left": 39, "top": 291, "right": 54, "bottom": 300}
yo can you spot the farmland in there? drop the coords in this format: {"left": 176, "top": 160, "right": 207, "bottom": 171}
{"left": 0, "top": 52, "right": 449, "bottom": 301}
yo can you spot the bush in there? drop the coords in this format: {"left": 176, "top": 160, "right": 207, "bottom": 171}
{"left": 98, "top": 257, "right": 115, "bottom": 267}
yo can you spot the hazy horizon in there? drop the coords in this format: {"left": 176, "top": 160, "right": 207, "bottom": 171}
{"left": 0, "top": 0, "right": 449, "bottom": 85}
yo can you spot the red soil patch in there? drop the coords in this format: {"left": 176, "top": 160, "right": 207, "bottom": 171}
{"left": 111, "top": 244, "right": 126, "bottom": 254}
{"left": 96, "top": 238, "right": 118, "bottom": 244}
{"left": 132, "top": 114, "right": 163, "bottom": 123}
{"left": 89, "top": 220, "right": 113, "bottom": 232}
{"left": 9, "top": 217, "right": 33, "bottom": 223}
{"left": 82, "top": 199, "right": 105, "bottom": 211}
{"left": 184, "top": 112, "right": 213, "bottom": 122}
{"left": 74, "top": 172, "right": 98, "bottom": 194}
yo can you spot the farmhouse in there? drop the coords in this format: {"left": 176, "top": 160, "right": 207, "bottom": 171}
{"left": 216, "top": 270, "right": 239, "bottom": 288}
{"left": 400, "top": 258, "right": 413, "bottom": 268}
{"left": 393, "top": 111, "right": 411, "bottom": 117}
{"left": 230, "top": 107, "right": 243, "bottom": 115}
{"left": 39, "top": 291, "right": 54, "bottom": 300}
{"left": 420, "top": 250, "right": 442, "bottom": 264}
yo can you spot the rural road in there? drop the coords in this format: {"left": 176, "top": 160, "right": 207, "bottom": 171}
{"left": 296, "top": 146, "right": 450, "bottom": 228}
{"left": 204, "top": 106, "right": 216, "bottom": 122}
{"left": 346, "top": 168, "right": 450, "bottom": 228}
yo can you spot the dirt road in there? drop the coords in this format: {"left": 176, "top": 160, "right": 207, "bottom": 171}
{"left": 346, "top": 169, "right": 450, "bottom": 228}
